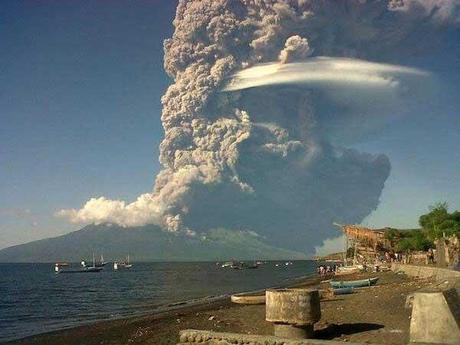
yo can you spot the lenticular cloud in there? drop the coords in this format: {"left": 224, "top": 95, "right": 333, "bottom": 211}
{"left": 224, "top": 57, "right": 429, "bottom": 92}
{"left": 58, "top": 0, "right": 459, "bottom": 253}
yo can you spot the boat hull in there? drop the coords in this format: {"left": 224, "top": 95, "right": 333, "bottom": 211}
{"left": 57, "top": 267, "right": 103, "bottom": 274}
{"left": 330, "top": 277, "right": 378, "bottom": 288}
{"left": 231, "top": 293, "right": 266, "bottom": 305}
{"left": 332, "top": 287, "right": 354, "bottom": 295}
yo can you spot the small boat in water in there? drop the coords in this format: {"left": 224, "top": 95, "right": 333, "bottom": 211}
{"left": 231, "top": 261, "right": 260, "bottom": 269}
{"left": 221, "top": 260, "right": 259, "bottom": 269}
{"left": 221, "top": 261, "right": 235, "bottom": 268}
{"left": 330, "top": 277, "right": 378, "bottom": 288}
{"left": 55, "top": 255, "right": 103, "bottom": 274}
{"left": 81, "top": 254, "right": 108, "bottom": 268}
{"left": 113, "top": 255, "right": 133, "bottom": 270}
{"left": 56, "top": 265, "right": 103, "bottom": 274}
{"left": 332, "top": 287, "right": 354, "bottom": 295}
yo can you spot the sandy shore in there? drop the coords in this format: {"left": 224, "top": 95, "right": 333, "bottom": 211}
{"left": 8, "top": 271, "right": 433, "bottom": 345}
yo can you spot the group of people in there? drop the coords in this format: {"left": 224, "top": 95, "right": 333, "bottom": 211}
{"left": 316, "top": 263, "right": 341, "bottom": 276}
{"left": 382, "top": 251, "right": 408, "bottom": 263}
{"left": 380, "top": 249, "right": 436, "bottom": 265}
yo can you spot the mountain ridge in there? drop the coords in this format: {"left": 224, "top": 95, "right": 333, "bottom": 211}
{"left": 0, "top": 224, "right": 308, "bottom": 262}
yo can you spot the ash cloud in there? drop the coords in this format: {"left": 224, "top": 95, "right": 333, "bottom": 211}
{"left": 59, "top": 0, "right": 459, "bottom": 253}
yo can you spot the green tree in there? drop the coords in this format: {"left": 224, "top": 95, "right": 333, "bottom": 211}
{"left": 419, "top": 202, "right": 460, "bottom": 240}
{"left": 384, "top": 228, "right": 400, "bottom": 241}
{"left": 395, "top": 230, "right": 432, "bottom": 252}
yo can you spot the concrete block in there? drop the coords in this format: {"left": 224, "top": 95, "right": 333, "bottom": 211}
{"left": 266, "top": 288, "right": 321, "bottom": 339}
{"left": 266, "top": 288, "right": 321, "bottom": 325}
{"left": 410, "top": 288, "right": 460, "bottom": 344}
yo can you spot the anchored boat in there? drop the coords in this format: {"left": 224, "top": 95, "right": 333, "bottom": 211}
{"left": 55, "top": 254, "right": 103, "bottom": 274}
{"left": 81, "top": 254, "right": 108, "bottom": 268}
{"left": 113, "top": 254, "right": 133, "bottom": 270}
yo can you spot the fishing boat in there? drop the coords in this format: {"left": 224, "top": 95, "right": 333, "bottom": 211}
{"left": 124, "top": 254, "right": 133, "bottom": 269}
{"left": 231, "top": 261, "right": 244, "bottom": 269}
{"left": 113, "top": 255, "right": 133, "bottom": 270}
{"left": 55, "top": 255, "right": 102, "bottom": 274}
{"left": 221, "top": 261, "right": 235, "bottom": 268}
{"left": 232, "top": 261, "right": 260, "bottom": 269}
{"left": 56, "top": 266, "right": 103, "bottom": 274}
{"left": 81, "top": 254, "right": 108, "bottom": 268}
{"left": 330, "top": 277, "right": 379, "bottom": 288}
{"left": 332, "top": 287, "right": 354, "bottom": 295}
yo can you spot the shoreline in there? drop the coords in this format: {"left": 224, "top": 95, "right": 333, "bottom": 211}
{"left": 9, "top": 270, "right": 434, "bottom": 345}
{"left": 9, "top": 270, "right": 429, "bottom": 345}
{"left": 6, "top": 272, "right": 322, "bottom": 344}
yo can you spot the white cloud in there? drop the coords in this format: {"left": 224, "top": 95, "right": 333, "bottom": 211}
{"left": 314, "top": 235, "right": 346, "bottom": 257}
{"left": 57, "top": 195, "right": 162, "bottom": 228}
{"left": 223, "top": 57, "right": 429, "bottom": 94}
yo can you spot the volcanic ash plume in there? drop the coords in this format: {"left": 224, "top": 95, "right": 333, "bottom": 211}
{"left": 59, "top": 0, "right": 459, "bottom": 252}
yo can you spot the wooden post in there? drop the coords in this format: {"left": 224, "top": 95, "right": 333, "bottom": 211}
{"left": 343, "top": 232, "right": 348, "bottom": 264}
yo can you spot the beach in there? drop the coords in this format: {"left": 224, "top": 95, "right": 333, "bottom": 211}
{"left": 8, "top": 270, "right": 434, "bottom": 345}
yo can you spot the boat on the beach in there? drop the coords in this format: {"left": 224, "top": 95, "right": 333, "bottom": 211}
{"left": 231, "top": 292, "right": 266, "bottom": 304}
{"left": 332, "top": 287, "right": 354, "bottom": 295}
{"left": 335, "top": 265, "right": 364, "bottom": 276}
{"left": 330, "top": 277, "right": 378, "bottom": 288}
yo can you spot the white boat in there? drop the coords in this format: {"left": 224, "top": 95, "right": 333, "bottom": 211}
{"left": 81, "top": 254, "right": 108, "bottom": 268}
{"left": 124, "top": 254, "right": 133, "bottom": 268}
{"left": 114, "top": 255, "right": 133, "bottom": 270}
{"left": 335, "top": 265, "right": 364, "bottom": 276}
{"left": 55, "top": 255, "right": 102, "bottom": 274}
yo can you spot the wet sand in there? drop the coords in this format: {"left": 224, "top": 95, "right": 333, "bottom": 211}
{"left": 8, "top": 271, "right": 433, "bottom": 345}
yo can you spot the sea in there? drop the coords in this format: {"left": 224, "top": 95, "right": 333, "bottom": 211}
{"left": 0, "top": 260, "right": 317, "bottom": 342}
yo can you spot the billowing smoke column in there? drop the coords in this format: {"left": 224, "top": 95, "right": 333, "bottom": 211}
{"left": 59, "top": 0, "right": 459, "bottom": 252}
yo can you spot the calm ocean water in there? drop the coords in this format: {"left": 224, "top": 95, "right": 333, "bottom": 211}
{"left": 0, "top": 261, "right": 316, "bottom": 342}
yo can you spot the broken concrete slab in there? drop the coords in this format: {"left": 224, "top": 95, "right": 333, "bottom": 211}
{"left": 177, "top": 329, "right": 371, "bottom": 345}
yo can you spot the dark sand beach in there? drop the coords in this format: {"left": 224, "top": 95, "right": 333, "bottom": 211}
{"left": 8, "top": 271, "right": 434, "bottom": 345}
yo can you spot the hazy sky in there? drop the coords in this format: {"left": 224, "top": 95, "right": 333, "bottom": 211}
{"left": 1, "top": 0, "right": 460, "bottom": 249}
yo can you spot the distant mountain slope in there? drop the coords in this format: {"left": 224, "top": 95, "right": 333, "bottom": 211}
{"left": 0, "top": 224, "right": 307, "bottom": 262}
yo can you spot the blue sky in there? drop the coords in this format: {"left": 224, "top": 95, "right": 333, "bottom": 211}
{"left": 0, "top": 0, "right": 177, "bottom": 248}
{"left": 1, "top": 0, "right": 459, "bottom": 249}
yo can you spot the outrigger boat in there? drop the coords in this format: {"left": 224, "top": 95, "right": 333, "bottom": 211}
{"left": 330, "top": 277, "right": 378, "bottom": 289}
